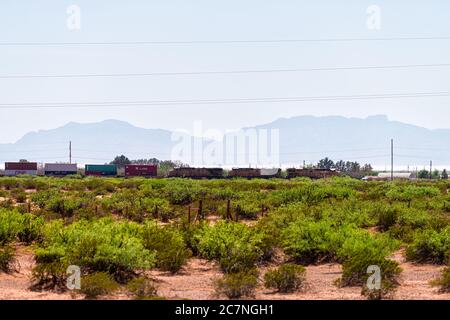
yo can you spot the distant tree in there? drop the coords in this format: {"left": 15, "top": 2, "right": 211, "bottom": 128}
{"left": 110, "top": 155, "right": 131, "bottom": 168}
{"left": 335, "top": 160, "right": 346, "bottom": 172}
{"left": 361, "top": 164, "right": 373, "bottom": 172}
{"left": 442, "top": 169, "right": 449, "bottom": 180}
{"left": 317, "top": 157, "right": 335, "bottom": 170}
{"left": 432, "top": 169, "right": 440, "bottom": 180}
{"left": 417, "top": 169, "right": 429, "bottom": 179}
{"left": 346, "top": 161, "right": 361, "bottom": 173}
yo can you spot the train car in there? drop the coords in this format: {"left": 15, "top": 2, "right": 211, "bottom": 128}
{"left": 168, "top": 167, "right": 223, "bottom": 179}
{"left": 44, "top": 163, "right": 78, "bottom": 176}
{"left": 228, "top": 168, "right": 261, "bottom": 178}
{"left": 287, "top": 168, "right": 339, "bottom": 179}
{"left": 228, "top": 168, "right": 282, "bottom": 179}
{"left": 85, "top": 164, "right": 117, "bottom": 177}
{"left": 124, "top": 164, "right": 157, "bottom": 177}
{"left": 4, "top": 161, "right": 38, "bottom": 176}
{"left": 260, "top": 168, "right": 282, "bottom": 178}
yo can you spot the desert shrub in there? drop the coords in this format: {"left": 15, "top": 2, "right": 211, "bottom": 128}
{"left": 31, "top": 189, "right": 60, "bottom": 208}
{"left": 361, "top": 279, "right": 397, "bottom": 300}
{"left": 11, "top": 188, "right": 27, "bottom": 203}
{"left": 264, "top": 264, "right": 306, "bottom": 293}
{"left": 386, "top": 185, "right": 440, "bottom": 207}
{"left": 0, "top": 209, "right": 43, "bottom": 245}
{"left": 80, "top": 272, "right": 119, "bottom": 299}
{"left": 0, "top": 246, "right": 17, "bottom": 273}
{"left": 194, "top": 221, "right": 268, "bottom": 273}
{"left": 337, "top": 232, "right": 401, "bottom": 287}
{"left": 405, "top": 227, "right": 450, "bottom": 264}
{"left": 36, "top": 218, "right": 155, "bottom": 282}
{"left": 46, "top": 196, "right": 86, "bottom": 217}
{"left": 233, "top": 200, "right": 260, "bottom": 220}
{"left": 0, "top": 178, "right": 21, "bottom": 190}
{"left": 210, "top": 187, "right": 238, "bottom": 201}
{"left": 388, "top": 225, "right": 416, "bottom": 243}
{"left": 373, "top": 204, "right": 400, "bottom": 231}
{"left": 396, "top": 208, "right": 431, "bottom": 229}
{"left": 166, "top": 181, "right": 202, "bottom": 205}
{"left": 31, "top": 246, "right": 68, "bottom": 290}
{"left": 140, "top": 198, "right": 172, "bottom": 222}
{"left": 215, "top": 270, "right": 258, "bottom": 299}
{"left": 281, "top": 219, "right": 343, "bottom": 263}
{"left": 432, "top": 266, "right": 450, "bottom": 293}
{"left": 269, "top": 184, "right": 354, "bottom": 207}
{"left": 31, "top": 261, "right": 68, "bottom": 290}
{"left": 16, "top": 213, "right": 44, "bottom": 243}
{"left": 141, "top": 222, "right": 190, "bottom": 273}
{"left": 126, "top": 277, "right": 158, "bottom": 299}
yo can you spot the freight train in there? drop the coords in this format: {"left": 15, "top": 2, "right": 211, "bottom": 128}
{"left": 167, "top": 167, "right": 224, "bottom": 179}
{"left": 286, "top": 168, "right": 339, "bottom": 179}
{"left": 0, "top": 161, "right": 339, "bottom": 179}
{"left": 228, "top": 168, "right": 282, "bottom": 179}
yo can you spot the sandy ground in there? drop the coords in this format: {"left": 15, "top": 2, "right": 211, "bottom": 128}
{"left": 0, "top": 246, "right": 448, "bottom": 300}
{"left": 0, "top": 246, "right": 80, "bottom": 300}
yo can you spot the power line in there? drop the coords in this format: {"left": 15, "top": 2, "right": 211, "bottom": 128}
{"left": 2, "top": 63, "right": 450, "bottom": 79}
{"left": 2, "top": 36, "right": 450, "bottom": 46}
{"left": 2, "top": 91, "right": 450, "bottom": 109}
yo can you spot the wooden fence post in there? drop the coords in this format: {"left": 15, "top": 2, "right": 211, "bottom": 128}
{"left": 154, "top": 205, "right": 159, "bottom": 219}
{"left": 226, "top": 200, "right": 231, "bottom": 220}
{"left": 198, "top": 200, "right": 203, "bottom": 220}
{"left": 27, "top": 201, "right": 31, "bottom": 213}
{"left": 188, "top": 206, "right": 191, "bottom": 224}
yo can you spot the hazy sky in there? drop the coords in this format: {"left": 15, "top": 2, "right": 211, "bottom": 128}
{"left": 1, "top": 0, "right": 450, "bottom": 143}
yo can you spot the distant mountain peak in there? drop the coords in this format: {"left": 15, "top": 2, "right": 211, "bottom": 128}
{"left": 1, "top": 116, "right": 450, "bottom": 166}
{"left": 366, "top": 115, "right": 389, "bottom": 121}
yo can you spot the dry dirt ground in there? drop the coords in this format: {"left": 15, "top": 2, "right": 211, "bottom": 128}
{"left": 0, "top": 246, "right": 448, "bottom": 300}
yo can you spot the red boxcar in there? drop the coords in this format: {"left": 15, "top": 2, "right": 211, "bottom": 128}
{"left": 5, "top": 162, "right": 38, "bottom": 170}
{"left": 124, "top": 165, "right": 157, "bottom": 177}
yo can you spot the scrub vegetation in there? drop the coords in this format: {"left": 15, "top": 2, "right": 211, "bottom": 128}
{"left": 0, "top": 176, "right": 449, "bottom": 299}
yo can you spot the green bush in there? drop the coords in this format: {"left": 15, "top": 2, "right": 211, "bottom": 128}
{"left": 406, "top": 227, "right": 450, "bottom": 264}
{"left": 0, "top": 209, "right": 43, "bottom": 245}
{"left": 281, "top": 219, "right": 344, "bottom": 263}
{"left": 373, "top": 204, "right": 400, "bottom": 231}
{"left": 234, "top": 200, "right": 260, "bottom": 220}
{"left": 432, "top": 266, "right": 450, "bottom": 293}
{"left": 36, "top": 218, "right": 156, "bottom": 282}
{"left": 0, "top": 246, "right": 17, "bottom": 273}
{"left": 11, "top": 189, "right": 27, "bottom": 203}
{"left": 126, "top": 277, "right": 158, "bottom": 299}
{"left": 337, "top": 232, "right": 401, "bottom": 287}
{"left": 141, "top": 221, "right": 190, "bottom": 273}
{"left": 31, "top": 259, "right": 68, "bottom": 290}
{"left": 215, "top": 270, "right": 258, "bottom": 299}
{"left": 264, "top": 264, "right": 306, "bottom": 293}
{"left": 194, "top": 221, "right": 269, "bottom": 273}
{"left": 361, "top": 279, "right": 397, "bottom": 300}
{"left": 80, "top": 272, "right": 119, "bottom": 299}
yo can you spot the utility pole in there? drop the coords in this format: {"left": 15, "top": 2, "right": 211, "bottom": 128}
{"left": 69, "top": 141, "right": 72, "bottom": 164}
{"left": 430, "top": 160, "right": 433, "bottom": 180}
{"left": 391, "top": 139, "right": 394, "bottom": 181}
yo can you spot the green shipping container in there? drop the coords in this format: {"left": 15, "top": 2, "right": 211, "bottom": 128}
{"left": 85, "top": 164, "right": 117, "bottom": 176}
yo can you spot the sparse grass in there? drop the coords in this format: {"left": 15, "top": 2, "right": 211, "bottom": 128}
{"left": 80, "top": 272, "right": 119, "bottom": 299}
{"left": 215, "top": 270, "right": 258, "bottom": 299}
{"left": 264, "top": 264, "right": 306, "bottom": 293}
